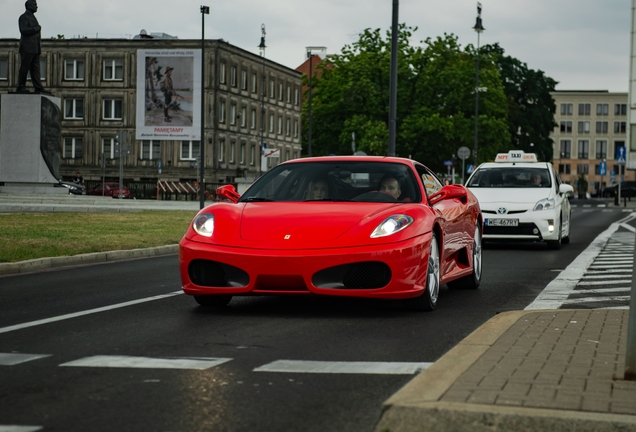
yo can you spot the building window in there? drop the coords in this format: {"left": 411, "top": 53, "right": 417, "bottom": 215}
{"left": 26, "top": 58, "right": 46, "bottom": 81}
{"left": 103, "top": 99, "right": 122, "bottom": 120}
{"left": 596, "top": 103, "right": 609, "bottom": 116}
{"left": 218, "top": 138, "right": 225, "bottom": 162}
{"left": 219, "top": 62, "right": 226, "bottom": 84}
{"left": 0, "top": 58, "right": 7, "bottom": 80}
{"left": 238, "top": 106, "right": 246, "bottom": 128}
{"left": 230, "top": 141, "right": 235, "bottom": 163}
{"left": 180, "top": 140, "right": 200, "bottom": 160}
{"left": 251, "top": 72, "right": 257, "bottom": 93}
{"left": 141, "top": 140, "right": 161, "bottom": 160}
{"left": 230, "top": 65, "right": 237, "bottom": 87}
{"left": 294, "top": 87, "right": 300, "bottom": 106}
{"left": 103, "top": 59, "right": 123, "bottom": 81}
{"left": 578, "top": 103, "right": 591, "bottom": 116}
{"left": 64, "top": 59, "right": 84, "bottom": 80}
{"left": 64, "top": 137, "right": 83, "bottom": 158}
{"left": 560, "top": 140, "right": 571, "bottom": 158}
{"left": 596, "top": 140, "right": 607, "bottom": 159}
{"left": 219, "top": 100, "right": 225, "bottom": 123}
{"left": 250, "top": 144, "right": 255, "bottom": 165}
{"left": 286, "top": 118, "right": 290, "bottom": 136}
{"left": 614, "top": 122, "right": 627, "bottom": 134}
{"left": 240, "top": 142, "right": 246, "bottom": 164}
{"left": 269, "top": 113, "right": 274, "bottom": 133}
{"left": 595, "top": 121, "right": 608, "bottom": 134}
{"left": 559, "top": 121, "right": 572, "bottom": 133}
{"left": 294, "top": 120, "right": 298, "bottom": 138}
{"left": 230, "top": 104, "right": 236, "bottom": 126}
{"left": 277, "top": 116, "right": 282, "bottom": 134}
{"left": 615, "top": 104, "right": 627, "bottom": 116}
{"left": 577, "top": 164, "right": 589, "bottom": 175}
{"left": 251, "top": 109, "right": 256, "bottom": 129}
{"left": 269, "top": 79, "right": 275, "bottom": 98}
{"left": 577, "top": 121, "right": 590, "bottom": 133}
{"left": 560, "top": 103, "right": 573, "bottom": 115}
{"left": 278, "top": 82, "right": 283, "bottom": 100}
{"left": 558, "top": 164, "right": 571, "bottom": 175}
{"left": 286, "top": 149, "right": 290, "bottom": 161}
{"left": 577, "top": 140, "right": 589, "bottom": 159}
{"left": 103, "top": 138, "right": 115, "bottom": 159}
{"left": 241, "top": 69, "right": 247, "bottom": 90}
{"left": 286, "top": 85, "right": 291, "bottom": 103}
{"left": 64, "top": 98, "right": 84, "bottom": 119}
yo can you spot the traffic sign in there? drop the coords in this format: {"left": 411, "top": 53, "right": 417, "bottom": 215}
{"left": 457, "top": 146, "right": 471, "bottom": 160}
{"left": 443, "top": 160, "right": 453, "bottom": 167}
{"left": 617, "top": 145, "right": 626, "bottom": 165}
{"left": 599, "top": 161, "right": 607, "bottom": 176}
{"left": 467, "top": 164, "right": 475, "bottom": 174}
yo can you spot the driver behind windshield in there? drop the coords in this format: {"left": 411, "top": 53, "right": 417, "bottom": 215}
{"left": 306, "top": 178, "right": 329, "bottom": 200}
{"left": 379, "top": 175, "right": 402, "bottom": 199}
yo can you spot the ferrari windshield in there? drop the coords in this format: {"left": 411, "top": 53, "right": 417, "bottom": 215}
{"left": 239, "top": 161, "right": 422, "bottom": 203}
{"left": 467, "top": 167, "right": 552, "bottom": 188}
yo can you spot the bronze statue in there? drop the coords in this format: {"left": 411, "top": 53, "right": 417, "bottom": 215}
{"left": 16, "top": 0, "right": 50, "bottom": 94}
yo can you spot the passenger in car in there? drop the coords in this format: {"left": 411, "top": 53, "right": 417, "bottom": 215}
{"left": 306, "top": 178, "right": 329, "bottom": 200}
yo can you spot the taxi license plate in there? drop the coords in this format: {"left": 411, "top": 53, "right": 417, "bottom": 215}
{"left": 486, "top": 218, "right": 519, "bottom": 227}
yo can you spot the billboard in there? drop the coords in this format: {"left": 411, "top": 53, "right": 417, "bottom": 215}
{"left": 136, "top": 49, "right": 201, "bottom": 140}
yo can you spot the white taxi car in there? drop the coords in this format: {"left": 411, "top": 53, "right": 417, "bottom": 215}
{"left": 465, "top": 150, "right": 574, "bottom": 249}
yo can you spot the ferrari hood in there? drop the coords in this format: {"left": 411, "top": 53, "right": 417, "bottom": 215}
{"left": 240, "top": 202, "right": 393, "bottom": 242}
{"left": 469, "top": 188, "right": 551, "bottom": 205}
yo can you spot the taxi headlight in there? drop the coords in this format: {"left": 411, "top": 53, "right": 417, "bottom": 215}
{"left": 371, "top": 215, "right": 414, "bottom": 238}
{"left": 193, "top": 214, "right": 214, "bottom": 237}
{"left": 533, "top": 198, "right": 555, "bottom": 211}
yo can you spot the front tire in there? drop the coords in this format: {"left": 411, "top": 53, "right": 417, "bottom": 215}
{"left": 448, "top": 222, "right": 482, "bottom": 290}
{"left": 194, "top": 295, "right": 232, "bottom": 307}
{"left": 547, "top": 217, "right": 563, "bottom": 250}
{"left": 404, "top": 233, "right": 440, "bottom": 311}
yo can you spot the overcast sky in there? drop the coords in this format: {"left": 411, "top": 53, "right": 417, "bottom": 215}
{"left": 0, "top": 0, "right": 631, "bottom": 92}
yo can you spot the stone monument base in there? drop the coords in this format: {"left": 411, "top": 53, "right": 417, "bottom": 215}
{"left": 0, "top": 93, "right": 63, "bottom": 195}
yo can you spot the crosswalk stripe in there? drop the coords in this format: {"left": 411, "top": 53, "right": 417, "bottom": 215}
{"left": 59, "top": 355, "right": 232, "bottom": 370}
{"left": 0, "top": 353, "right": 50, "bottom": 366}
{"left": 577, "top": 280, "right": 631, "bottom": 286}
{"left": 0, "top": 426, "right": 42, "bottom": 432}
{"left": 572, "top": 288, "right": 631, "bottom": 294}
{"left": 253, "top": 360, "right": 432, "bottom": 375}
{"left": 563, "top": 296, "right": 631, "bottom": 304}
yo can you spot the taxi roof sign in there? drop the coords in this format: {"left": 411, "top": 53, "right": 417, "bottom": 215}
{"left": 494, "top": 150, "right": 538, "bottom": 163}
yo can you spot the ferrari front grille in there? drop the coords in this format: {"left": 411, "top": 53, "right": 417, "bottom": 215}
{"left": 188, "top": 259, "right": 249, "bottom": 287}
{"left": 343, "top": 262, "right": 392, "bottom": 289}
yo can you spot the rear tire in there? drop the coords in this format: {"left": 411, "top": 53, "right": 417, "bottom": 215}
{"left": 404, "top": 233, "right": 440, "bottom": 311}
{"left": 448, "top": 222, "right": 482, "bottom": 290}
{"left": 194, "top": 295, "right": 232, "bottom": 307}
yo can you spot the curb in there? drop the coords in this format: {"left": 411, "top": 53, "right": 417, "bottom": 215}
{"left": 373, "top": 310, "right": 636, "bottom": 432}
{"left": 0, "top": 244, "right": 179, "bottom": 276}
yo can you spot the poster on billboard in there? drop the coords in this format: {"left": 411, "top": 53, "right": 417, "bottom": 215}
{"left": 136, "top": 49, "right": 201, "bottom": 140}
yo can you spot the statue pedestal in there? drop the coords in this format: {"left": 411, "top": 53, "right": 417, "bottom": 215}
{"left": 0, "top": 93, "right": 65, "bottom": 194}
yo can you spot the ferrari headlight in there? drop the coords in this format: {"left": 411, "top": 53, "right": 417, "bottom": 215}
{"left": 371, "top": 215, "right": 414, "bottom": 238}
{"left": 193, "top": 214, "right": 214, "bottom": 237}
{"left": 533, "top": 198, "right": 555, "bottom": 211}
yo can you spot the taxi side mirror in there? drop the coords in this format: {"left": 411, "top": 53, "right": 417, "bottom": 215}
{"left": 559, "top": 184, "right": 574, "bottom": 196}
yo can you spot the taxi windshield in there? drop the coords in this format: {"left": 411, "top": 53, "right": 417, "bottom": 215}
{"left": 468, "top": 167, "right": 551, "bottom": 188}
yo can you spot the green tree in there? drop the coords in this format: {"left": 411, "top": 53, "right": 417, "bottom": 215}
{"left": 481, "top": 43, "right": 557, "bottom": 162}
{"left": 304, "top": 26, "right": 510, "bottom": 172}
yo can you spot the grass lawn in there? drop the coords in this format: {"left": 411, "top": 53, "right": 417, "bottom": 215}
{"left": 0, "top": 211, "right": 197, "bottom": 263}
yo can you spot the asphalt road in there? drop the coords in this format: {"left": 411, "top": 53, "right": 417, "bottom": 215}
{"left": 0, "top": 199, "right": 630, "bottom": 432}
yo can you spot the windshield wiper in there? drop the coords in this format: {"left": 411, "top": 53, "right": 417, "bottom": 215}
{"left": 304, "top": 198, "right": 353, "bottom": 202}
{"left": 241, "top": 197, "right": 274, "bottom": 202}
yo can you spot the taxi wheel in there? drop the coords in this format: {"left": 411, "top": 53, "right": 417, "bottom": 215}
{"left": 547, "top": 217, "right": 563, "bottom": 250}
{"left": 404, "top": 233, "right": 440, "bottom": 311}
{"left": 194, "top": 295, "right": 233, "bottom": 307}
{"left": 562, "top": 213, "right": 571, "bottom": 244}
{"left": 448, "top": 222, "right": 482, "bottom": 290}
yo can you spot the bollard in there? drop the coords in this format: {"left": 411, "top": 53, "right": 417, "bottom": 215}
{"left": 615, "top": 193, "right": 619, "bottom": 206}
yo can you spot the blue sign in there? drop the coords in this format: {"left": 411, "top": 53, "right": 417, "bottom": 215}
{"left": 616, "top": 145, "right": 626, "bottom": 165}
{"left": 443, "top": 160, "right": 453, "bottom": 167}
{"left": 467, "top": 164, "right": 475, "bottom": 174}
{"left": 599, "top": 161, "right": 606, "bottom": 176}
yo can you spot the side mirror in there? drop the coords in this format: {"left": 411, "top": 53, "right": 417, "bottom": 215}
{"left": 216, "top": 184, "right": 240, "bottom": 203}
{"left": 429, "top": 184, "right": 468, "bottom": 206}
{"left": 559, "top": 184, "right": 574, "bottom": 195}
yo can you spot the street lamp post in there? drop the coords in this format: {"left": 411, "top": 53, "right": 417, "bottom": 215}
{"left": 473, "top": 2, "right": 485, "bottom": 167}
{"left": 199, "top": 5, "right": 209, "bottom": 210}
{"left": 388, "top": 0, "right": 399, "bottom": 157}
{"left": 258, "top": 24, "right": 266, "bottom": 177}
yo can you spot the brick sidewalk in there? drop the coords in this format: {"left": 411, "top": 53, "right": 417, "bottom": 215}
{"left": 441, "top": 310, "right": 636, "bottom": 415}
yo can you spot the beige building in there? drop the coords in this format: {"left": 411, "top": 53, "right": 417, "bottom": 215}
{"left": 0, "top": 36, "right": 302, "bottom": 195}
{"left": 551, "top": 90, "right": 633, "bottom": 195}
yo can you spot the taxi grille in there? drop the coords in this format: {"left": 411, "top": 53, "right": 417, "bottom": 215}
{"left": 484, "top": 223, "right": 540, "bottom": 236}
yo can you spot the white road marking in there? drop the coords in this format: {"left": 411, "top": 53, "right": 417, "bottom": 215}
{"left": 525, "top": 212, "right": 636, "bottom": 310}
{"left": 582, "top": 210, "right": 594, "bottom": 213}
{"left": 582, "top": 204, "right": 592, "bottom": 208}
{"left": 572, "top": 288, "right": 631, "bottom": 294}
{"left": 580, "top": 274, "right": 631, "bottom": 279}
{"left": 563, "top": 296, "right": 631, "bottom": 304}
{"left": 621, "top": 223, "right": 636, "bottom": 232}
{"left": 602, "top": 209, "right": 614, "bottom": 212}
{"left": 577, "top": 280, "right": 631, "bottom": 286}
{"left": 597, "top": 204, "right": 607, "bottom": 208}
{"left": 59, "top": 355, "right": 231, "bottom": 370}
{"left": 0, "top": 353, "right": 50, "bottom": 366}
{"left": 588, "top": 264, "right": 632, "bottom": 269}
{"left": 253, "top": 360, "right": 432, "bottom": 375}
{"left": 623, "top": 209, "right": 633, "bottom": 212}
{"left": 0, "top": 291, "right": 184, "bottom": 335}
{"left": 0, "top": 427, "right": 42, "bottom": 432}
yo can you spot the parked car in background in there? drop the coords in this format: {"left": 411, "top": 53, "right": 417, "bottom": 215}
{"left": 600, "top": 181, "right": 636, "bottom": 198}
{"left": 56, "top": 180, "right": 85, "bottom": 195}
{"left": 87, "top": 182, "right": 131, "bottom": 198}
